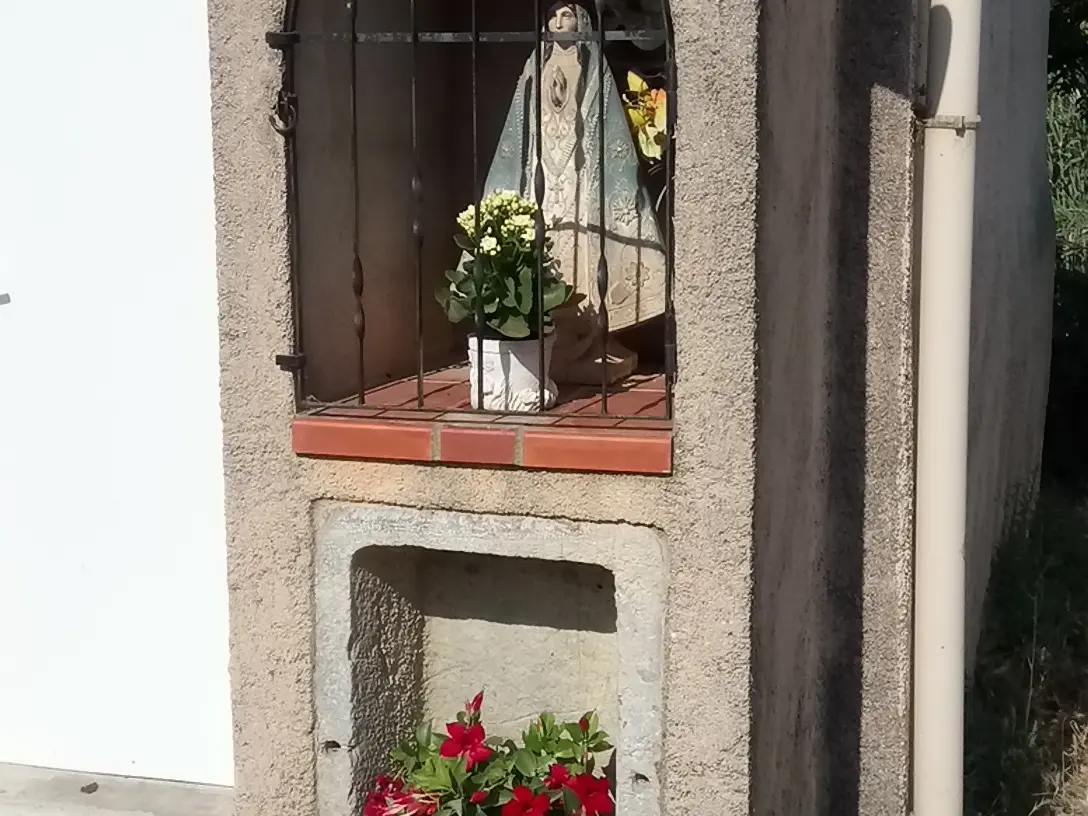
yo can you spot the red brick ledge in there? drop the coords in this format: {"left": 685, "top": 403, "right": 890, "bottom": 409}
{"left": 292, "top": 416, "right": 672, "bottom": 475}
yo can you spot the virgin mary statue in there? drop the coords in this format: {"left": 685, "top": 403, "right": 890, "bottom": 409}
{"left": 476, "top": 1, "right": 666, "bottom": 384}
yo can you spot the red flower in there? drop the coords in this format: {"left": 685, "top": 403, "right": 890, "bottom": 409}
{"left": 544, "top": 764, "right": 571, "bottom": 790}
{"left": 389, "top": 790, "right": 438, "bottom": 816}
{"left": 501, "top": 786, "right": 551, "bottom": 816}
{"left": 439, "top": 722, "right": 493, "bottom": 771}
{"left": 566, "top": 774, "right": 613, "bottom": 816}
{"left": 469, "top": 791, "right": 488, "bottom": 805}
{"left": 466, "top": 691, "right": 485, "bottom": 717}
{"left": 363, "top": 776, "right": 404, "bottom": 816}
{"left": 578, "top": 717, "right": 590, "bottom": 734}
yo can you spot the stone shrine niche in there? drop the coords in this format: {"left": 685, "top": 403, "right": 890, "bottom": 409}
{"left": 313, "top": 504, "right": 666, "bottom": 816}
{"left": 291, "top": 0, "right": 674, "bottom": 403}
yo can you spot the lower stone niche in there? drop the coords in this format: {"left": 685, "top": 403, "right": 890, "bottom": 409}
{"left": 314, "top": 503, "right": 665, "bottom": 816}
{"left": 352, "top": 548, "right": 618, "bottom": 794}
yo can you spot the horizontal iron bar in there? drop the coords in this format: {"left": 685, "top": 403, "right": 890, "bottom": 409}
{"left": 276, "top": 353, "right": 306, "bottom": 372}
{"left": 301, "top": 402, "right": 667, "bottom": 422}
{"left": 268, "top": 30, "right": 663, "bottom": 46}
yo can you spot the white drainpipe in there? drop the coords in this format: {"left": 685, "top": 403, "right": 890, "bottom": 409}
{"left": 913, "top": 0, "right": 982, "bottom": 813}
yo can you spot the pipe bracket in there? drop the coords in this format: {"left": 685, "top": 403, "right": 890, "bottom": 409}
{"left": 920, "top": 114, "right": 981, "bottom": 134}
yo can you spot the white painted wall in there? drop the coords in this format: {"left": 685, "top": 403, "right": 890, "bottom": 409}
{"left": 0, "top": 0, "right": 233, "bottom": 787}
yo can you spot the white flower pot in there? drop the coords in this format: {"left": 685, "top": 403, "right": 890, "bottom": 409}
{"left": 467, "top": 332, "right": 558, "bottom": 412}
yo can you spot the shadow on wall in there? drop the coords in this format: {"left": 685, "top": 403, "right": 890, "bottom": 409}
{"left": 750, "top": 0, "right": 918, "bottom": 814}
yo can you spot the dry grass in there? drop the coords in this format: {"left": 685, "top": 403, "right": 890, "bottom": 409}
{"left": 965, "top": 488, "right": 1088, "bottom": 815}
{"left": 1041, "top": 722, "right": 1088, "bottom": 815}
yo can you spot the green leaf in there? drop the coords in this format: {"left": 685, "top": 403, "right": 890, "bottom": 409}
{"left": 523, "top": 728, "right": 544, "bottom": 753}
{"left": 542, "top": 281, "right": 571, "bottom": 313}
{"left": 588, "top": 712, "right": 599, "bottom": 735}
{"left": 540, "top": 713, "right": 557, "bottom": 734}
{"left": 484, "top": 297, "right": 500, "bottom": 314}
{"left": 516, "top": 266, "right": 534, "bottom": 314}
{"left": 514, "top": 750, "right": 537, "bottom": 777}
{"left": 416, "top": 721, "right": 433, "bottom": 750}
{"left": 450, "top": 759, "right": 470, "bottom": 785}
{"left": 448, "top": 799, "right": 464, "bottom": 815}
{"left": 562, "top": 786, "right": 582, "bottom": 815}
{"left": 454, "top": 234, "right": 475, "bottom": 251}
{"left": 412, "top": 768, "right": 440, "bottom": 791}
{"left": 556, "top": 739, "right": 577, "bottom": 759}
{"left": 445, "top": 295, "right": 472, "bottom": 323}
{"left": 454, "top": 275, "right": 476, "bottom": 298}
{"left": 503, "top": 277, "right": 518, "bottom": 308}
{"left": 493, "top": 314, "right": 530, "bottom": 338}
{"left": 437, "top": 759, "right": 454, "bottom": 790}
{"left": 590, "top": 740, "right": 613, "bottom": 752}
{"left": 482, "top": 760, "right": 509, "bottom": 785}
{"left": 497, "top": 789, "right": 514, "bottom": 806}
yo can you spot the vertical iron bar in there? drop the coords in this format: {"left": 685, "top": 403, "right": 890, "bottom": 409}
{"left": 472, "top": 0, "right": 485, "bottom": 410}
{"left": 277, "top": 0, "right": 303, "bottom": 406}
{"left": 595, "top": 0, "right": 609, "bottom": 414}
{"left": 411, "top": 0, "right": 424, "bottom": 407}
{"left": 664, "top": 21, "right": 676, "bottom": 420}
{"left": 348, "top": 0, "right": 365, "bottom": 404}
{"left": 534, "top": 0, "right": 546, "bottom": 411}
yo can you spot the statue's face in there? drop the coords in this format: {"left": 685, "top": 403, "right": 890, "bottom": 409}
{"left": 548, "top": 5, "right": 578, "bottom": 33}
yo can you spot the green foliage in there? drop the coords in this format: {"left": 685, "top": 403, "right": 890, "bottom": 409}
{"left": 964, "top": 489, "right": 1088, "bottom": 815}
{"left": 1049, "top": 0, "right": 1088, "bottom": 97}
{"left": 437, "top": 191, "right": 578, "bottom": 340}
{"left": 365, "top": 694, "right": 615, "bottom": 816}
{"left": 1044, "top": 90, "right": 1088, "bottom": 488}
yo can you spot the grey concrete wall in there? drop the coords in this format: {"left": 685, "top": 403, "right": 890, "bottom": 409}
{"left": 962, "top": 0, "right": 1054, "bottom": 668}
{"left": 750, "top": 0, "right": 918, "bottom": 814}
{"left": 208, "top": 2, "right": 759, "bottom": 815}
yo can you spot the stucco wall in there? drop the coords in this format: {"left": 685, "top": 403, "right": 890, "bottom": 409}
{"left": 209, "top": 0, "right": 1052, "bottom": 812}
{"left": 208, "top": 1, "right": 759, "bottom": 815}
{"left": 750, "top": 0, "right": 918, "bottom": 814}
{"left": 963, "top": 0, "right": 1054, "bottom": 669}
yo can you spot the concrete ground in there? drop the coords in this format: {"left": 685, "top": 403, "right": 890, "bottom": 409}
{"left": 0, "top": 763, "right": 232, "bottom": 816}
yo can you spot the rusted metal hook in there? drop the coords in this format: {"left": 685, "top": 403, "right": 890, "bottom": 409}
{"left": 270, "top": 89, "right": 298, "bottom": 136}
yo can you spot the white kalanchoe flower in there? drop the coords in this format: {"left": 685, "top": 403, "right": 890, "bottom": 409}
{"left": 479, "top": 235, "right": 499, "bottom": 256}
{"left": 457, "top": 205, "right": 478, "bottom": 236}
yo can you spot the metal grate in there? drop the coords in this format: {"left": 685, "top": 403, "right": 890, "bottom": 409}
{"left": 268, "top": 0, "right": 676, "bottom": 420}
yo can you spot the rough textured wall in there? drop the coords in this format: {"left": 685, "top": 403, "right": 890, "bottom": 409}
{"left": 963, "top": 0, "right": 1054, "bottom": 669}
{"left": 751, "top": 0, "right": 917, "bottom": 813}
{"left": 206, "top": 1, "right": 760, "bottom": 815}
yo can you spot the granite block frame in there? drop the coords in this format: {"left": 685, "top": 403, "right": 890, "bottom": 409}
{"left": 313, "top": 503, "right": 667, "bottom": 816}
